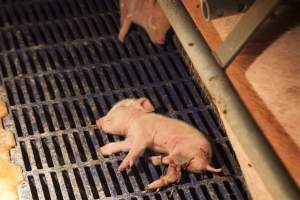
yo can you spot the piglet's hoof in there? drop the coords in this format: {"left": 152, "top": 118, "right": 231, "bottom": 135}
{"left": 144, "top": 179, "right": 165, "bottom": 192}
{"left": 96, "top": 147, "right": 103, "bottom": 153}
{"left": 96, "top": 148, "right": 105, "bottom": 157}
{"left": 97, "top": 146, "right": 112, "bottom": 156}
{"left": 118, "top": 33, "right": 125, "bottom": 43}
{"left": 118, "top": 158, "right": 133, "bottom": 172}
{"left": 144, "top": 184, "right": 160, "bottom": 193}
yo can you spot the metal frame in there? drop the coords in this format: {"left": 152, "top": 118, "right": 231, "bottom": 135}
{"left": 213, "top": 0, "right": 281, "bottom": 68}
{"left": 202, "top": 0, "right": 254, "bottom": 21}
{"left": 158, "top": 0, "right": 300, "bottom": 199}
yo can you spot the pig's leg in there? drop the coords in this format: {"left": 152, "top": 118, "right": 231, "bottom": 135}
{"left": 120, "top": 0, "right": 129, "bottom": 25}
{"left": 118, "top": 16, "right": 133, "bottom": 42}
{"left": 118, "top": 133, "right": 149, "bottom": 171}
{"left": 144, "top": 159, "right": 181, "bottom": 192}
{"left": 118, "top": 143, "right": 146, "bottom": 171}
{"left": 98, "top": 140, "right": 130, "bottom": 155}
{"left": 149, "top": 155, "right": 170, "bottom": 166}
{"left": 145, "top": 147, "right": 191, "bottom": 191}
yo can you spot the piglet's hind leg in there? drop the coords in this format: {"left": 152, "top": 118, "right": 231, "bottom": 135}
{"left": 145, "top": 160, "right": 181, "bottom": 192}
{"left": 148, "top": 155, "right": 170, "bottom": 166}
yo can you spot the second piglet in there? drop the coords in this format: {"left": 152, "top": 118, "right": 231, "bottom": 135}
{"left": 119, "top": 0, "right": 170, "bottom": 44}
{"left": 96, "top": 98, "right": 221, "bottom": 191}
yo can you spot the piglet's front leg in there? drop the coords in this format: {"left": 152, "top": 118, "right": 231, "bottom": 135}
{"left": 118, "top": 144, "right": 146, "bottom": 171}
{"left": 145, "top": 160, "right": 181, "bottom": 192}
{"left": 98, "top": 140, "right": 130, "bottom": 155}
{"left": 118, "top": 134, "right": 149, "bottom": 171}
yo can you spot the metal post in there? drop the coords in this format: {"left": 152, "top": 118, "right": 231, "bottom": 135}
{"left": 158, "top": 0, "right": 300, "bottom": 199}
{"left": 202, "top": 0, "right": 254, "bottom": 21}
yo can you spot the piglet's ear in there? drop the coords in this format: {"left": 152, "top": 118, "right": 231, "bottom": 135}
{"left": 136, "top": 98, "right": 155, "bottom": 113}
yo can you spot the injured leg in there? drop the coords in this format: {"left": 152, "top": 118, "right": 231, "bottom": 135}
{"left": 144, "top": 160, "right": 181, "bottom": 192}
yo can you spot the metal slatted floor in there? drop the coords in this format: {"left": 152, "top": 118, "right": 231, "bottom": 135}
{"left": 0, "top": 0, "right": 249, "bottom": 199}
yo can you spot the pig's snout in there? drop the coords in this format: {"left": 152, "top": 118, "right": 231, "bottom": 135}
{"left": 97, "top": 117, "right": 112, "bottom": 132}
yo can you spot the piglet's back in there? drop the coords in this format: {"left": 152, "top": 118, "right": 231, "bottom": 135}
{"left": 138, "top": 113, "right": 209, "bottom": 146}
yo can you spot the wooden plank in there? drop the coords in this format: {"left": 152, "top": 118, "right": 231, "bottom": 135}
{"left": 225, "top": 6, "right": 300, "bottom": 188}
{"left": 227, "top": 8, "right": 300, "bottom": 187}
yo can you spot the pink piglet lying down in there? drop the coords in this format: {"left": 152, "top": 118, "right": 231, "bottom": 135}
{"left": 96, "top": 98, "right": 221, "bottom": 192}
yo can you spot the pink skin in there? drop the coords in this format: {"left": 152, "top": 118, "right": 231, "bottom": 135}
{"left": 118, "top": 0, "right": 170, "bottom": 44}
{"left": 97, "top": 98, "right": 222, "bottom": 191}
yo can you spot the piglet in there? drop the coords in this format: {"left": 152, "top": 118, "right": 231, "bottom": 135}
{"left": 96, "top": 98, "right": 221, "bottom": 192}
{"left": 119, "top": 0, "right": 170, "bottom": 44}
